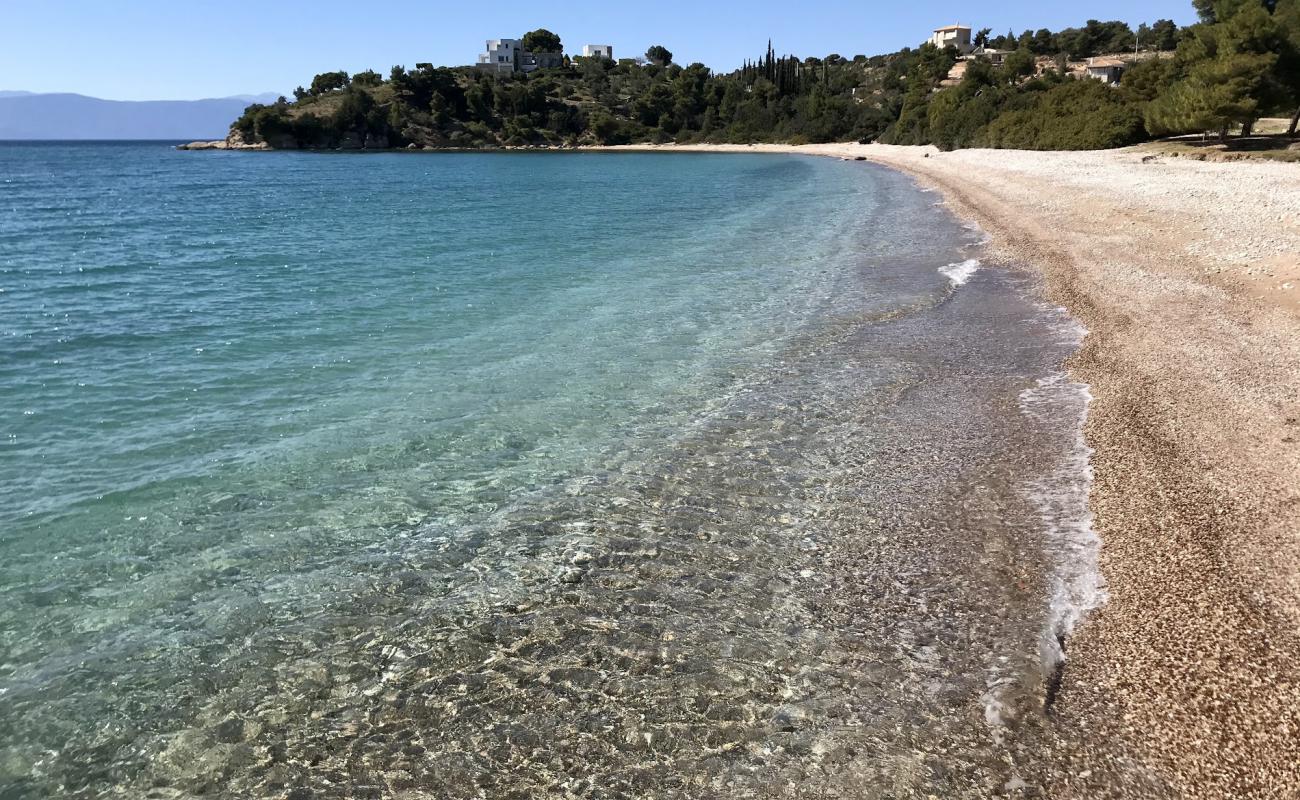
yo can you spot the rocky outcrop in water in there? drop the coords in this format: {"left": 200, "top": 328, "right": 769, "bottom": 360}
{"left": 178, "top": 128, "right": 393, "bottom": 151}
{"left": 177, "top": 130, "right": 268, "bottom": 151}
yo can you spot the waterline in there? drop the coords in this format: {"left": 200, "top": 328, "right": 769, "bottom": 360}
{"left": 1, "top": 145, "right": 1095, "bottom": 798}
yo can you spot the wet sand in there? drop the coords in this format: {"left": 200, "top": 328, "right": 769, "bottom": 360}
{"left": 602, "top": 142, "right": 1300, "bottom": 798}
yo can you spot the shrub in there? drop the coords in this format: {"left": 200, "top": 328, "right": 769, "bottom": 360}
{"left": 980, "top": 79, "right": 1146, "bottom": 150}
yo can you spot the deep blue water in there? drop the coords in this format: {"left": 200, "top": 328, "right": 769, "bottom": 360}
{"left": 0, "top": 142, "right": 1094, "bottom": 798}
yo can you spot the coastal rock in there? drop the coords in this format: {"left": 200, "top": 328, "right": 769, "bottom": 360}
{"left": 177, "top": 140, "right": 227, "bottom": 150}
{"left": 557, "top": 567, "right": 586, "bottom": 584}
{"left": 176, "top": 130, "right": 270, "bottom": 151}
{"left": 263, "top": 133, "right": 299, "bottom": 150}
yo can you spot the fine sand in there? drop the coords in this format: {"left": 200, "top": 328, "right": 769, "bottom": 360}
{"left": 598, "top": 142, "right": 1300, "bottom": 798}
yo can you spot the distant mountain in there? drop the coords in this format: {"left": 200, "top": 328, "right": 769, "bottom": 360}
{"left": 224, "top": 93, "right": 283, "bottom": 104}
{"left": 0, "top": 92, "right": 282, "bottom": 140}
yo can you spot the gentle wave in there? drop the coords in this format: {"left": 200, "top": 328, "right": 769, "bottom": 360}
{"left": 1017, "top": 310, "right": 1106, "bottom": 681}
{"left": 1022, "top": 372, "right": 1107, "bottom": 664}
{"left": 940, "top": 258, "right": 981, "bottom": 286}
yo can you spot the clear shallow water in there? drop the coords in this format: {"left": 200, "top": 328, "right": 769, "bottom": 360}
{"left": 1, "top": 143, "right": 1100, "bottom": 797}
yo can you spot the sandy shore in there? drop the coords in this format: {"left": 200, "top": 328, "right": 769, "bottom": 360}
{"left": 600, "top": 142, "right": 1300, "bottom": 798}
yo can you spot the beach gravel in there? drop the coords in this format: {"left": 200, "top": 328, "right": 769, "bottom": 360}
{"left": 859, "top": 145, "right": 1300, "bottom": 800}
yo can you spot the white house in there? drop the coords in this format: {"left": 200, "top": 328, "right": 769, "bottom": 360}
{"left": 478, "top": 39, "right": 523, "bottom": 74}
{"left": 582, "top": 44, "right": 614, "bottom": 60}
{"left": 477, "top": 38, "right": 563, "bottom": 74}
{"left": 930, "top": 25, "right": 973, "bottom": 55}
{"left": 1085, "top": 57, "right": 1125, "bottom": 85}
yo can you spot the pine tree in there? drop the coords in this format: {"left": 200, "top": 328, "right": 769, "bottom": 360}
{"left": 1146, "top": 4, "right": 1284, "bottom": 139}
{"left": 1276, "top": 0, "right": 1300, "bottom": 135}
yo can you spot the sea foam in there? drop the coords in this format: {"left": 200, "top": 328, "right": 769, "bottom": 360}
{"left": 939, "top": 258, "right": 981, "bottom": 287}
{"left": 1022, "top": 373, "right": 1107, "bottom": 665}
{"left": 982, "top": 312, "right": 1103, "bottom": 743}
{"left": 1017, "top": 312, "right": 1106, "bottom": 677}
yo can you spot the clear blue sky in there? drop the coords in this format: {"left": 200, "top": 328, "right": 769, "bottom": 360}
{"left": 2, "top": 0, "right": 1198, "bottom": 101}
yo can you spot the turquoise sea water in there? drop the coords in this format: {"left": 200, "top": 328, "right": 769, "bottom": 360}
{"left": 0, "top": 143, "right": 1102, "bottom": 797}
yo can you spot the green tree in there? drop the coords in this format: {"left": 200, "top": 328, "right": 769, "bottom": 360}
{"left": 1001, "top": 48, "right": 1037, "bottom": 82}
{"left": 466, "top": 79, "right": 494, "bottom": 123}
{"left": 634, "top": 83, "right": 676, "bottom": 126}
{"left": 352, "top": 70, "right": 383, "bottom": 87}
{"left": 309, "top": 71, "right": 350, "bottom": 95}
{"left": 333, "top": 87, "right": 375, "bottom": 133}
{"left": 587, "top": 109, "right": 628, "bottom": 143}
{"left": 879, "top": 43, "right": 956, "bottom": 144}
{"left": 981, "top": 78, "right": 1146, "bottom": 149}
{"left": 1195, "top": 0, "right": 1280, "bottom": 22}
{"left": 1276, "top": 0, "right": 1300, "bottom": 134}
{"left": 1031, "top": 29, "right": 1056, "bottom": 54}
{"left": 927, "top": 64, "right": 1001, "bottom": 149}
{"left": 1121, "top": 58, "right": 1180, "bottom": 102}
{"left": 1196, "top": 0, "right": 1298, "bottom": 135}
{"left": 1146, "top": 7, "right": 1283, "bottom": 139}
{"left": 1151, "top": 19, "right": 1181, "bottom": 50}
{"left": 522, "top": 29, "right": 563, "bottom": 54}
{"left": 646, "top": 45, "right": 674, "bottom": 66}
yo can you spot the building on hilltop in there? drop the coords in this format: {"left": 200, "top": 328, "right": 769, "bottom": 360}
{"left": 582, "top": 45, "right": 614, "bottom": 60}
{"left": 477, "top": 39, "right": 564, "bottom": 75}
{"left": 968, "top": 46, "right": 1006, "bottom": 66}
{"left": 478, "top": 39, "right": 523, "bottom": 74}
{"left": 522, "top": 52, "right": 564, "bottom": 72}
{"left": 929, "top": 25, "right": 973, "bottom": 55}
{"left": 942, "top": 43, "right": 1005, "bottom": 84}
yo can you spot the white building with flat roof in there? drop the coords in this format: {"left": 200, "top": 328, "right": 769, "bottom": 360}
{"left": 477, "top": 38, "right": 564, "bottom": 74}
{"left": 582, "top": 44, "right": 614, "bottom": 60}
{"left": 478, "top": 39, "right": 523, "bottom": 74}
{"left": 929, "top": 25, "right": 973, "bottom": 54}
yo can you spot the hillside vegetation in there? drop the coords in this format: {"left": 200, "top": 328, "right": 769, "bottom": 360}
{"left": 232, "top": 0, "right": 1300, "bottom": 152}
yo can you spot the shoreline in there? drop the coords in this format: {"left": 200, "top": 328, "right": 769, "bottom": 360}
{"left": 171, "top": 137, "right": 1300, "bottom": 793}
{"left": 651, "top": 142, "right": 1300, "bottom": 798}
{"left": 6, "top": 145, "right": 1116, "bottom": 797}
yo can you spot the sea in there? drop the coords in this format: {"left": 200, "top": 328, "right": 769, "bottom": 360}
{"left": 0, "top": 142, "right": 1103, "bottom": 798}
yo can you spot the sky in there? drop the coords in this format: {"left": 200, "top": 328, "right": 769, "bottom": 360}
{"left": 0, "top": 0, "right": 1199, "bottom": 101}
